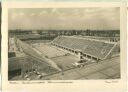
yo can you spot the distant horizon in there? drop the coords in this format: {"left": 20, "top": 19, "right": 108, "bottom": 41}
{"left": 9, "top": 27, "right": 120, "bottom": 31}
{"left": 9, "top": 28, "right": 120, "bottom": 31}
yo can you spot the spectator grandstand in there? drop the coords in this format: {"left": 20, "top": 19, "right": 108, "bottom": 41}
{"left": 51, "top": 36, "right": 119, "bottom": 61}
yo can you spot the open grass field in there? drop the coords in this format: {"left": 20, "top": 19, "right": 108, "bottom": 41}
{"left": 32, "top": 43, "right": 68, "bottom": 58}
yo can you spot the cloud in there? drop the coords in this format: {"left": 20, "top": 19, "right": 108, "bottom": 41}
{"left": 39, "top": 11, "right": 47, "bottom": 16}
{"left": 30, "top": 13, "right": 36, "bottom": 16}
{"left": 11, "top": 12, "right": 25, "bottom": 20}
{"left": 52, "top": 8, "right": 57, "bottom": 13}
{"left": 11, "top": 13, "right": 18, "bottom": 19}
{"left": 19, "top": 12, "right": 25, "bottom": 16}
{"left": 51, "top": 8, "right": 60, "bottom": 15}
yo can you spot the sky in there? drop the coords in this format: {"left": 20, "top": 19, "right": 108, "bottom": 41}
{"left": 8, "top": 8, "right": 120, "bottom": 30}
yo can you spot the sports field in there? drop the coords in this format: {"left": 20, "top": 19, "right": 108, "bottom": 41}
{"left": 32, "top": 43, "right": 68, "bottom": 58}
{"left": 8, "top": 38, "right": 120, "bottom": 80}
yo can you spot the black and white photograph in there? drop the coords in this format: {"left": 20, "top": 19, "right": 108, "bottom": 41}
{"left": 8, "top": 7, "right": 120, "bottom": 80}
